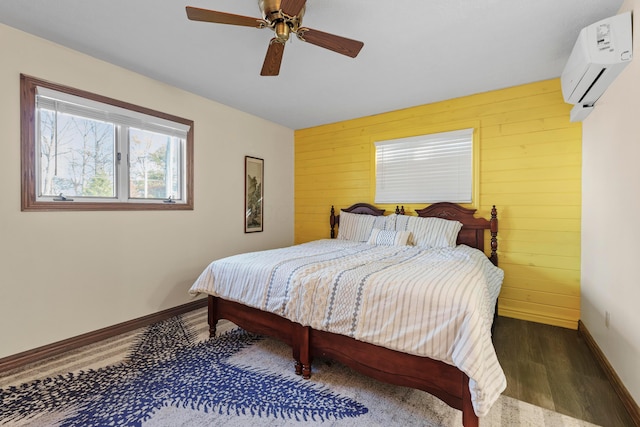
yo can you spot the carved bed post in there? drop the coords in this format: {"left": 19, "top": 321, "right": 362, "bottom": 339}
{"left": 330, "top": 205, "right": 336, "bottom": 238}
{"left": 462, "top": 374, "right": 479, "bottom": 427}
{"left": 208, "top": 296, "right": 217, "bottom": 337}
{"left": 293, "top": 323, "right": 311, "bottom": 377}
{"left": 490, "top": 205, "right": 498, "bottom": 266}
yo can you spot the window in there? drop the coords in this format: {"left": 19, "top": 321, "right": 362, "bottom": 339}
{"left": 374, "top": 128, "right": 474, "bottom": 204}
{"left": 20, "top": 74, "right": 194, "bottom": 211}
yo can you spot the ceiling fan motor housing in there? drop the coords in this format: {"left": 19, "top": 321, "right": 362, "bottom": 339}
{"left": 259, "top": 0, "right": 305, "bottom": 42}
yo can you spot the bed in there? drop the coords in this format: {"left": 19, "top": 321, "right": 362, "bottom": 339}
{"left": 189, "top": 202, "right": 505, "bottom": 427}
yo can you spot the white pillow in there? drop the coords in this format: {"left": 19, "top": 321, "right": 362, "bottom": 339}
{"left": 338, "top": 212, "right": 398, "bottom": 242}
{"left": 372, "top": 215, "right": 387, "bottom": 231}
{"left": 367, "top": 228, "right": 412, "bottom": 246}
{"left": 395, "top": 215, "right": 462, "bottom": 248}
{"left": 383, "top": 213, "right": 398, "bottom": 231}
{"left": 337, "top": 211, "right": 398, "bottom": 242}
{"left": 337, "top": 211, "right": 377, "bottom": 242}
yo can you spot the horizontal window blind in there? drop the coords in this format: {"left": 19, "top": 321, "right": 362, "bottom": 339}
{"left": 375, "top": 128, "right": 473, "bottom": 204}
{"left": 36, "top": 86, "right": 190, "bottom": 138}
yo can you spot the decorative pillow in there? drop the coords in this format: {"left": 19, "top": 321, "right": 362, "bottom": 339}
{"left": 395, "top": 215, "right": 462, "bottom": 248}
{"left": 337, "top": 211, "right": 378, "bottom": 242}
{"left": 367, "top": 228, "right": 412, "bottom": 246}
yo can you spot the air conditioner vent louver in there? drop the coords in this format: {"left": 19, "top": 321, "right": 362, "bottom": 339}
{"left": 577, "top": 68, "right": 606, "bottom": 104}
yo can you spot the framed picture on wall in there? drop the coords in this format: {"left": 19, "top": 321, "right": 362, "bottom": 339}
{"left": 245, "top": 156, "right": 264, "bottom": 233}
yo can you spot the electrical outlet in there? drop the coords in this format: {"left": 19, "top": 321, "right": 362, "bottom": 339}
{"left": 605, "top": 311, "right": 611, "bottom": 328}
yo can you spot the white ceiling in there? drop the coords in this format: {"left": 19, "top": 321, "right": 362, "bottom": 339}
{"left": 0, "top": 0, "right": 623, "bottom": 130}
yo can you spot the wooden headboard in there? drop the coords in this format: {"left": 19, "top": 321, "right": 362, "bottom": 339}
{"left": 330, "top": 202, "right": 498, "bottom": 266}
{"left": 416, "top": 202, "right": 498, "bottom": 265}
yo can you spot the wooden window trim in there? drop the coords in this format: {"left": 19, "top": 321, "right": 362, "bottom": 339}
{"left": 20, "top": 74, "right": 194, "bottom": 211}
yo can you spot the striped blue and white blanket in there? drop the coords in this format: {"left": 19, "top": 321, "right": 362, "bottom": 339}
{"left": 189, "top": 239, "right": 506, "bottom": 417}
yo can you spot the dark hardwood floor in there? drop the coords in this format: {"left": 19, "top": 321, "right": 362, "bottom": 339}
{"left": 492, "top": 316, "right": 635, "bottom": 427}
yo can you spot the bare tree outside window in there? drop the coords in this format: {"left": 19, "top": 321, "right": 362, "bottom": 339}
{"left": 21, "top": 74, "right": 194, "bottom": 211}
{"left": 39, "top": 110, "right": 115, "bottom": 198}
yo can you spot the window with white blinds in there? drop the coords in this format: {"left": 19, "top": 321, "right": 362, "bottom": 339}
{"left": 374, "top": 128, "right": 474, "bottom": 204}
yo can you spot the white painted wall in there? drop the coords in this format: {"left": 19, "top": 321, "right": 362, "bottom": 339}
{"left": 581, "top": 0, "right": 640, "bottom": 404}
{"left": 0, "top": 24, "right": 294, "bottom": 359}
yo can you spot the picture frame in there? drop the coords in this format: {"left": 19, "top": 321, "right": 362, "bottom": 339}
{"left": 245, "top": 156, "right": 264, "bottom": 233}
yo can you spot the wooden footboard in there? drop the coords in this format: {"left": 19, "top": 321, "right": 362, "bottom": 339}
{"left": 307, "top": 327, "right": 477, "bottom": 427}
{"left": 307, "top": 329, "right": 469, "bottom": 411}
{"left": 208, "top": 295, "right": 479, "bottom": 427}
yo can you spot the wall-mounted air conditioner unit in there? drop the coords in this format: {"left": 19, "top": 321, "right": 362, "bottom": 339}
{"left": 561, "top": 12, "right": 633, "bottom": 122}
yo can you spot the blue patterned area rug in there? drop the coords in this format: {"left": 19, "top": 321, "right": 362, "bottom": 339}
{"left": 0, "top": 309, "right": 600, "bottom": 427}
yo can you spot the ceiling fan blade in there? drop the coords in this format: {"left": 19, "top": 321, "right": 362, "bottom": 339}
{"left": 297, "top": 28, "right": 364, "bottom": 58}
{"left": 261, "top": 39, "right": 285, "bottom": 76}
{"left": 280, "top": 0, "right": 306, "bottom": 17}
{"left": 186, "top": 6, "right": 266, "bottom": 28}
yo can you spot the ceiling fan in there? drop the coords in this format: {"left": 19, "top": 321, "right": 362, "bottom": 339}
{"left": 185, "top": 0, "right": 364, "bottom": 76}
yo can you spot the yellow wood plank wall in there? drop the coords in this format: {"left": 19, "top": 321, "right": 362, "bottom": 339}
{"left": 294, "top": 78, "right": 582, "bottom": 329}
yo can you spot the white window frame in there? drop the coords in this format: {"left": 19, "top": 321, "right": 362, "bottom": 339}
{"left": 21, "top": 74, "right": 194, "bottom": 211}
{"left": 374, "top": 128, "right": 475, "bottom": 204}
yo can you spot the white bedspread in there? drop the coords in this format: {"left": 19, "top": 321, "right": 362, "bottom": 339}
{"left": 189, "top": 239, "right": 506, "bottom": 417}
